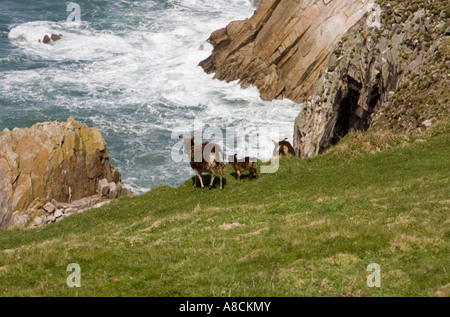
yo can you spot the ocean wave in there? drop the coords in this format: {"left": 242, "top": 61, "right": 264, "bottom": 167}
{"left": 1, "top": 0, "right": 301, "bottom": 194}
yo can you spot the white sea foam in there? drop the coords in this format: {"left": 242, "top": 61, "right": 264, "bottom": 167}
{"left": 2, "top": 0, "right": 302, "bottom": 194}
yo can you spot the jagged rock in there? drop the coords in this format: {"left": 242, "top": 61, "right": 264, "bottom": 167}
{"left": 0, "top": 117, "right": 122, "bottom": 229}
{"left": 292, "top": 4, "right": 447, "bottom": 157}
{"left": 39, "top": 34, "right": 63, "bottom": 44}
{"left": 43, "top": 202, "right": 56, "bottom": 214}
{"left": 33, "top": 216, "right": 44, "bottom": 227}
{"left": 50, "top": 34, "right": 63, "bottom": 42}
{"left": 200, "top": 0, "right": 375, "bottom": 102}
{"left": 42, "top": 35, "right": 51, "bottom": 44}
{"left": 107, "top": 182, "right": 117, "bottom": 199}
{"left": 201, "top": 1, "right": 448, "bottom": 157}
{"left": 54, "top": 209, "right": 63, "bottom": 218}
{"left": 64, "top": 208, "right": 77, "bottom": 216}
{"left": 63, "top": 195, "right": 103, "bottom": 210}
{"left": 10, "top": 212, "right": 30, "bottom": 229}
{"left": 51, "top": 199, "right": 64, "bottom": 209}
{"left": 97, "top": 178, "right": 110, "bottom": 197}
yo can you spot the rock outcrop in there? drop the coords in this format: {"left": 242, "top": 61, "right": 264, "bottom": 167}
{"left": 200, "top": 0, "right": 375, "bottom": 102}
{"left": 294, "top": 1, "right": 449, "bottom": 157}
{"left": 39, "top": 34, "right": 63, "bottom": 44}
{"left": 201, "top": 0, "right": 449, "bottom": 157}
{"left": 0, "top": 118, "right": 124, "bottom": 229}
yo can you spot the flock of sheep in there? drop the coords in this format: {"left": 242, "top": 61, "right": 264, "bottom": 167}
{"left": 179, "top": 134, "right": 295, "bottom": 190}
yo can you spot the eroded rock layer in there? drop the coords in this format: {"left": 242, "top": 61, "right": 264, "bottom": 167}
{"left": 200, "top": 0, "right": 375, "bottom": 102}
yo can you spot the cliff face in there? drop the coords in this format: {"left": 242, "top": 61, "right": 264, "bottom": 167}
{"left": 200, "top": 0, "right": 375, "bottom": 102}
{"left": 0, "top": 118, "right": 122, "bottom": 229}
{"left": 201, "top": 0, "right": 449, "bottom": 158}
{"left": 294, "top": 1, "right": 449, "bottom": 157}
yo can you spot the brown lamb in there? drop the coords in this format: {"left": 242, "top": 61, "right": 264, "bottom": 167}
{"left": 229, "top": 154, "right": 259, "bottom": 182}
{"left": 273, "top": 138, "right": 296, "bottom": 157}
{"left": 180, "top": 134, "right": 224, "bottom": 190}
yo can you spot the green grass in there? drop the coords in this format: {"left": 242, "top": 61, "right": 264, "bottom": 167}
{"left": 0, "top": 123, "right": 449, "bottom": 297}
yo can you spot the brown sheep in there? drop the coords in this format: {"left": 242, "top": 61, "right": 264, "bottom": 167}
{"left": 180, "top": 134, "right": 224, "bottom": 190}
{"left": 229, "top": 154, "right": 259, "bottom": 182}
{"left": 272, "top": 138, "right": 295, "bottom": 157}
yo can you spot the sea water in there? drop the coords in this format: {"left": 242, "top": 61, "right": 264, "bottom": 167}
{"left": 0, "top": 0, "right": 301, "bottom": 194}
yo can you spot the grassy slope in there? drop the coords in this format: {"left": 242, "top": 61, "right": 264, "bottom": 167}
{"left": 0, "top": 123, "right": 449, "bottom": 297}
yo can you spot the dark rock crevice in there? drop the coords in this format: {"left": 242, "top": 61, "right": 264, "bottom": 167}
{"left": 293, "top": 2, "right": 448, "bottom": 158}
{"left": 318, "top": 75, "right": 380, "bottom": 154}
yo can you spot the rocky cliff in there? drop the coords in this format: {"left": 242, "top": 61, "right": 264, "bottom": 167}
{"left": 0, "top": 117, "right": 123, "bottom": 229}
{"left": 201, "top": 0, "right": 449, "bottom": 157}
{"left": 200, "top": 0, "right": 375, "bottom": 102}
{"left": 294, "top": 1, "right": 449, "bottom": 157}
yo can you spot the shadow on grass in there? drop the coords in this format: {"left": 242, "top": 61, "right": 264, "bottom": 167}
{"left": 191, "top": 174, "right": 227, "bottom": 189}
{"left": 229, "top": 172, "right": 258, "bottom": 181}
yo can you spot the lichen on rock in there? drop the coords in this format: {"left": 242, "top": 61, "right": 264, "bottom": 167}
{"left": 293, "top": 0, "right": 449, "bottom": 157}
{"left": 0, "top": 117, "right": 126, "bottom": 229}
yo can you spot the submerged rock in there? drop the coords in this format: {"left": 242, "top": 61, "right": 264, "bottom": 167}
{"left": 50, "top": 34, "right": 63, "bottom": 42}
{"left": 42, "top": 35, "right": 51, "bottom": 44}
{"left": 0, "top": 117, "right": 124, "bottom": 229}
{"left": 39, "top": 33, "right": 63, "bottom": 44}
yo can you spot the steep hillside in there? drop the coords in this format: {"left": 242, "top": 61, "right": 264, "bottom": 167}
{"left": 0, "top": 122, "right": 448, "bottom": 296}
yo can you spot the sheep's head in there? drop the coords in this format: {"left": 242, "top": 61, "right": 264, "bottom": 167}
{"left": 179, "top": 134, "right": 196, "bottom": 155}
{"left": 228, "top": 153, "right": 238, "bottom": 163}
{"left": 272, "top": 138, "right": 288, "bottom": 156}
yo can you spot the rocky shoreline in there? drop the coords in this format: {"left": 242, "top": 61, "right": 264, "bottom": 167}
{"left": 0, "top": 117, "right": 132, "bottom": 230}
{"left": 9, "top": 177, "right": 134, "bottom": 229}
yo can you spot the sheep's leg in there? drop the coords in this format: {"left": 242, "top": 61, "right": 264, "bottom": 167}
{"left": 193, "top": 174, "right": 197, "bottom": 188}
{"left": 251, "top": 167, "right": 259, "bottom": 179}
{"left": 208, "top": 169, "right": 215, "bottom": 190}
{"left": 249, "top": 170, "right": 253, "bottom": 181}
{"left": 219, "top": 168, "right": 223, "bottom": 190}
{"left": 236, "top": 170, "right": 241, "bottom": 182}
{"left": 250, "top": 167, "right": 259, "bottom": 180}
{"left": 194, "top": 169, "right": 205, "bottom": 189}
{"left": 198, "top": 174, "right": 205, "bottom": 189}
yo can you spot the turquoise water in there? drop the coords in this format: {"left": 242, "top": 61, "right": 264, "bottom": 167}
{"left": 0, "top": 0, "right": 300, "bottom": 193}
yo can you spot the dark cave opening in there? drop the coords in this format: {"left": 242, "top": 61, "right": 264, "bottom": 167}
{"left": 318, "top": 75, "right": 380, "bottom": 154}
